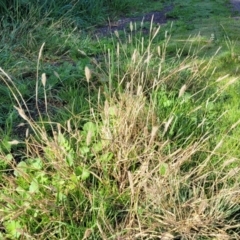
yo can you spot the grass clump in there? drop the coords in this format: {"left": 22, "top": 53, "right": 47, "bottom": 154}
{"left": 1, "top": 17, "right": 240, "bottom": 239}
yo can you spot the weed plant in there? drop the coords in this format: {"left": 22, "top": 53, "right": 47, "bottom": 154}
{"left": 0, "top": 16, "right": 240, "bottom": 239}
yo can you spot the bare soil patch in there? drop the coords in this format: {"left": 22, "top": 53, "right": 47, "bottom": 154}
{"left": 230, "top": 0, "right": 240, "bottom": 13}
{"left": 94, "top": 4, "right": 174, "bottom": 37}
{"left": 94, "top": 1, "right": 240, "bottom": 38}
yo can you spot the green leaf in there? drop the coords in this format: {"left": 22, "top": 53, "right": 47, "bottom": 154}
{"left": 180, "top": 92, "right": 191, "bottom": 103}
{"left": 66, "top": 152, "right": 74, "bottom": 167}
{"left": 57, "top": 192, "right": 66, "bottom": 202}
{"left": 0, "top": 138, "right": 11, "bottom": 153}
{"left": 33, "top": 209, "right": 39, "bottom": 218}
{"left": 29, "top": 179, "right": 39, "bottom": 193}
{"left": 35, "top": 171, "right": 48, "bottom": 184}
{"left": 57, "top": 133, "right": 66, "bottom": 145}
{"left": 159, "top": 163, "right": 168, "bottom": 176}
{"left": 83, "top": 122, "right": 97, "bottom": 136}
{"left": 44, "top": 146, "right": 55, "bottom": 161}
{"left": 81, "top": 169, "right": 90, "bottom": 181}
{"left": 16, "top": 186, "right": 30, "bottom": 199}
{"left": 93, "top": 142, "right": 103, "bottom": 152}
{"left": 70, "top": 173, "right": 79, "bottom": 184}
{"left": 6, "top": 153, "right": 13, "bottom": 161}
{"left": 75, "top": 166, "right": 82, "bottom": 177}
{"left": 0, "top": 154, "right": 12, "bottom": 170}
{"left": 29, "top": 158, "right": 43, "bottom": 170}
{"left": 108, "top": 106, "right": 117, "bottom": 116}
{"left": 14, "top": 161, "right": 28, "bottom": 177}
{"left": 100, "top": 152, "right": 113, "bottom": 162}
{"left": 74, "top": 167, "right": 90, "bottom": 180}
{"left": 4, "top": 220, "right": 22, "bottom": 239}
{"left": 80, "top": 146, "right": 90, "bottom": 155}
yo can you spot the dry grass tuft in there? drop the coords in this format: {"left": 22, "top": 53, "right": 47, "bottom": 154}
{"left": 1, "top": 21, "right": 240, "bottom": 239}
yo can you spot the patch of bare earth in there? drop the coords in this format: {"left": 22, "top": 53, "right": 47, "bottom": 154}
{"left": 230, "top": 0, "right": 240, "bottom": 13}
{"left": 94, "top": 4, "right": 174, "bottom": 37}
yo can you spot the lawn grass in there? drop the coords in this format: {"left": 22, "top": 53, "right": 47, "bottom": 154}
{"left": 1, "top": 0, "right": 240, "bottom": 239}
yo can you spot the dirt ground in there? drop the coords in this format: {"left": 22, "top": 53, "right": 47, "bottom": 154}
{"left": 94, "top": 4, "right": 174, "bottom": 37}
{"left": 94, "top": 1, "right": 240, "bottom": 37}
{"left": 230, "top": 0, "right": 240, "bottom": 12}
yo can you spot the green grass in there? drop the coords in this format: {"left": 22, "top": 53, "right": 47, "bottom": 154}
{"left": 1, "top": 0, "right": 240, "bottom": 239}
